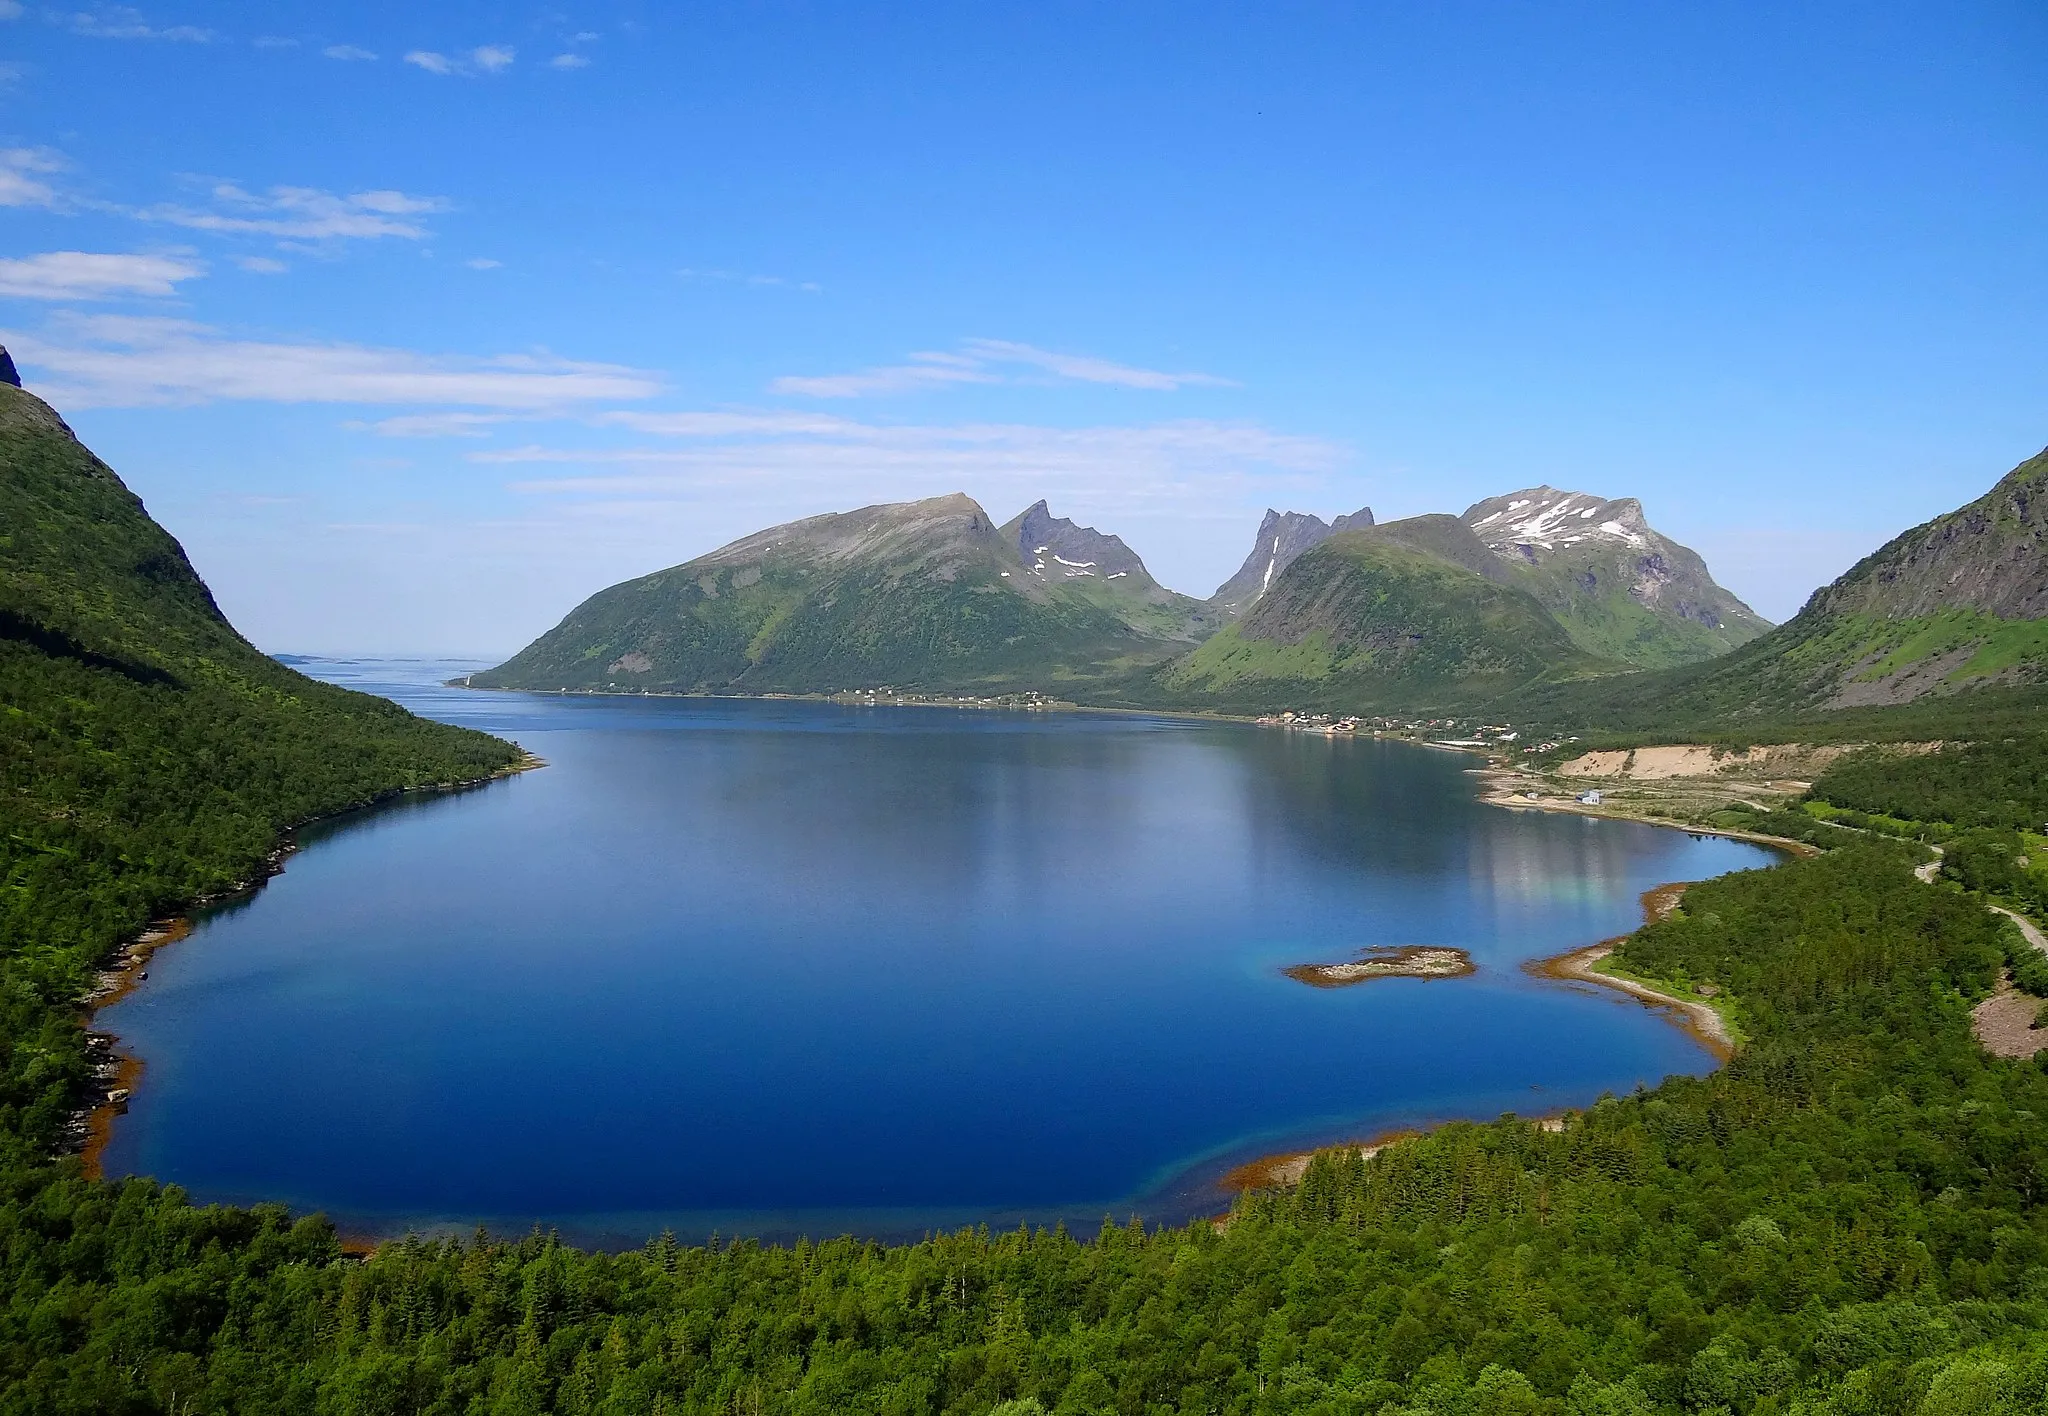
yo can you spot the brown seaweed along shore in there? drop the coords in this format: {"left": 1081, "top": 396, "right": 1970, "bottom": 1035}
{"left": 1523, "top": 881, "right": 1735, "bottom": 1064}
{"left": 65, "top": 752, "right": 548, "bottom": 1182}
{"left": 1220, "top": 873, "right": 1758, "bottom": 1207}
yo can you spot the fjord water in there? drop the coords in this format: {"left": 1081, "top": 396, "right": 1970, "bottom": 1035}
{"left": 99, "top": 662, "right": 1771, "bottom": 1244}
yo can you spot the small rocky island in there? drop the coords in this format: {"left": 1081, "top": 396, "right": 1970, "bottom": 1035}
{"left": 1284, "top": 945, "right": 1475, "bottom": 988}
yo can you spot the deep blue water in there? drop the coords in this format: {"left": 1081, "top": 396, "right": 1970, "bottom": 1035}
{"left": 98, "top": 660, "right": 1773, "bottom": 1245}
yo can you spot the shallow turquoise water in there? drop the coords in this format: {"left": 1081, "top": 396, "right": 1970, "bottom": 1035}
{"left": 97, "top": 660, "right": 1772, "bottom": 1244}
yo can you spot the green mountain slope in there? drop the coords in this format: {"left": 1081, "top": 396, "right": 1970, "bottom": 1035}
{"left": 1462, "top": 486, "right": 1772, "bottom": 668}
{"left": 1524, "top": 447, "right": 2048, "bottom": 730}
{"left": 474, "top": 493, "right": 1199, "bottom": 694}
{"left": 0, "top": 377, "right": 520, "bottom": 1168}
{"left": 1153, "top": 514, "right": 1625, "bottom": 710}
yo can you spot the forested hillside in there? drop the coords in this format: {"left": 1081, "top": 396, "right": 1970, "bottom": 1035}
{"left": 0, "top": 375, "right": 522, "bottom": 1364}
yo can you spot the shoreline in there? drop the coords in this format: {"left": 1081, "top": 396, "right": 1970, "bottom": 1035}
{"left": 1215, "top": 863, "right": 1757, "bottom": 1207}
{"left": 1472, "top": 763, "right": 1823, "bottom": 858}
{"left": 1216, "top": 1113, "right": 1574, "bottom": 1203}
{"left": 66, "top": 751, "right": 546, "bottom": 1180}
{"left": 1521, "top": 881, "right": 1736, "bottom": 1065}
{"left": 79, "top": 705, "right": 1812, "bottom": 1240}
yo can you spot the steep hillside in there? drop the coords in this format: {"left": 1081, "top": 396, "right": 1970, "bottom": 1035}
{"left": 1207, "top": 504, "right": 1374, "bottom": 614}
{"left": 1524, "top": 447, "right": 2048, "bottom": 729}
{"left": 0, "top": 372, "right": 520, "bottom": 1167}
{"left": 1157, "top": 514, "right": 1623, "bottom": 710}
{"left": 997, "top": 500, "right": 1214, "bottom": 639}
{"left": 1462, "top": 486, "right": 1771, "bottom": 668}
{"left": 475, "top": 494, "right": 1197, "bottom": 694}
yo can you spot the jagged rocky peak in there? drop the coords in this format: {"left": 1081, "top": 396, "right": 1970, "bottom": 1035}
{"left": 1209, "top": 504, "right": 1374, "bottom": 611}
{"left": 0, "top": 345, "right": 20, "bottom": 389}
{"left": 1460, "top": 486, "right": 1652, "bottom": 561}
{"left": 998, "top": 500, "right": 1154, "bottom": 586}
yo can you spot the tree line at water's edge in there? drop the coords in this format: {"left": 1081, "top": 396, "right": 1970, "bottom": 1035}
{"left": 14, "top": 370, "right": 2048, "bottom": 1411}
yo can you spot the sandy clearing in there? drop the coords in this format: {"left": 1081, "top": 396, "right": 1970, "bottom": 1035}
{"left": 1974, "top": 986, "right": 2048, "bottom": 1059}
{"left": 1556, "top": 743, "right": 1871, "bottom": 780}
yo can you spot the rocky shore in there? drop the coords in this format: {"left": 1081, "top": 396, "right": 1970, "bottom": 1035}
{"left": 58, "top": 752, "right": 547, "bottom": 1175}
{"left": 1283, "top": 945, "right": 1474, "bottom": 987}
{"left": 1226, "top": 874, "right": 1738, "bottom": 1203}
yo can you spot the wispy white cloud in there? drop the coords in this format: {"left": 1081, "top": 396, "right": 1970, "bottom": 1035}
{"left": 236, "top": 255, "right": 287, "bottom": 274}
{"left": 364, "top": 411, "right": 522, "bottom": 438}
{"left": 0, "top": 148, "right": 63, "bottom": 208}
{"left": 549, "top": 53, "right": 589, "bottom": 69}
{"left": 773, "top": 340, "right": 1235, "bottom": 398}
{"left": 139, "top": 184, "right": 447, "bottom": 243}
{"left": 0, "top": 251, "right": 204, "bottom": 300}
{"left": 323, "top": 43, "right": 376, "bottom": 61}
{"left": 678, "top": 267, "right": 820, "bottom": 293}
{"left": 0, "top": 2, "right": 23, "bottom": 19}
{"left": 65, "top": 6, "right": 211, "bottom": 41}
{"left": 4, "top": 314, "right": 664, "bottom": 410}
{"left": 475, "top": 413, "right": 1343, "bottom": 514}
{"left": 962, "top": 338, "right": 1237, "bottom": 391}
{"left": 596, "top": 410, "right": 879, "bottom": 438}
{"left": 771, "top": 352, "right": 996, "bottom": 399}
{"left": 466, "top": 257, "right": 502, "bottom": 270}
{"left": 405, "top": 44, "right": 515, "bottom": 76}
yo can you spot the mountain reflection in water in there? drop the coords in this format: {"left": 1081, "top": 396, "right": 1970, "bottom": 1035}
{"left": 96, "top": 661, "right": 1773, "bottom": 1246}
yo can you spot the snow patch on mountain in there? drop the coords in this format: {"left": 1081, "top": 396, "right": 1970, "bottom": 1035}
{"left": 1466, "top": 488, "right": 1649, "bottom": 552}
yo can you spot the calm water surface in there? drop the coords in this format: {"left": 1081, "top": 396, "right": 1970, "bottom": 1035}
{"left": 99, "top": 660, "right": 1773, "bottom": 1243}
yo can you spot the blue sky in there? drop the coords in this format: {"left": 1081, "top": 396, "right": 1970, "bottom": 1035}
{"left": 3, "top": 2, "right": 2044, "bottom": 653}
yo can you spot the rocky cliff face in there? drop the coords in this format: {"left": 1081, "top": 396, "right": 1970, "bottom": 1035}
{"left": 1806, "top": 449, "right": 2047, "bottom": 624}
{"left": 1460, "top": 486, "right": 1771, "bottom": 668}
{"left": 999, "top": 500, "right": 1158, "bottom": 590}
{"left": 1208, "top": 505, "right": 1374, "bottom": 613}
{"left": 996, "top": 500, "right": 1215, "bottom": 639}
{"left": 1538, "top": 447, "right": 2048, "bottom": 720}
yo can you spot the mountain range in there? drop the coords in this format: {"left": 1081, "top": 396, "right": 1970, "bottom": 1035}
{"left": 7, "top": 361, "right": 2036, "bottom": 729}
{"left": 477, "top": 479, "right": 1776, "bottom": 708}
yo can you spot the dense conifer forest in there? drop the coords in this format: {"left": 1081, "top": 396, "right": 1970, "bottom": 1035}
{"left": 9, "top": 379, "right": 2048, "bottom": 1411}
